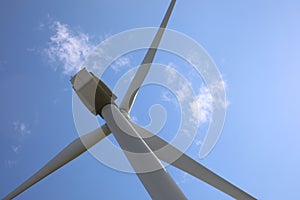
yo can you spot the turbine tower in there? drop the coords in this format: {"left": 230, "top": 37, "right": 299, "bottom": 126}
{"left": 3, "top": 1, "right": 256, "bottom": 199}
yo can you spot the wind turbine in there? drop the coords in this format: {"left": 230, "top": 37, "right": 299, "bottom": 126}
{"left": 3, "top": 0, "right": 256, "bottom": 199}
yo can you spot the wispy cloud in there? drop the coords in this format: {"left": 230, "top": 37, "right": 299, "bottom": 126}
{"left": 13, "top": 121, "right": 31, "bottom": 136}
{"left": 11, "top": 145, "right": 22, "bottom": 154}
{"left": 194, "top": 138, "right": 202, "bottom": 146}
{"left": 44, "top": 21, "right": 95, "bottom": 75}
{"left": 159, "top": 63, "right": 229, "bottom": 159}
{"left": 178, "top": 171, "right": 193, "bottom": 185}
{"left": 189, "top": 85, "right": 213, "bottom": 125}
{"left": 12, "top": 121, "right": 31, "bottom": 150}
{"left": 131, "top": 115, "right": 139, "bottom": 123}
{"left": 3, "top": 120, "right": 35, "bottom": 167}
{"left": 4, "top": 160, "right": 18, "bottom": 168}
{"left": 162, "top": 65, "right": 215, "bottom": 126}
{"left": 111, "top": 56, "right": 131, "bottom": 72}
{"left": 26, "top": 47, "right": 36, "bottom": 52}
{"left": 161, "top": 90, "right": 178, "bottom": 108}
{"left": 209, "top": 79, "right": 229, "bottom": 109}
{"left": 37, "top": 22, "right": 46, "bottom": 31}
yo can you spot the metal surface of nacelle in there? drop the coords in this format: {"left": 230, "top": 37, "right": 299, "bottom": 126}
{"left": 71, "top": 68, "right": 117, "bottom": 117}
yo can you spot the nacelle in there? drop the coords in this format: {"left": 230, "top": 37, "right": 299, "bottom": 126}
{"left": 71, "top": 68, "right": 117, "bottom": 117}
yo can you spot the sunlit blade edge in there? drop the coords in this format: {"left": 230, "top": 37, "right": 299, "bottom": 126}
{"left": 120, "top": 0, "right": 176, "bottom": 113}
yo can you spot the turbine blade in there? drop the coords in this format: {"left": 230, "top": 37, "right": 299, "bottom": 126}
{"left": 132, "top": 123, "right": 256, "bottom": 200}
{"left": 102, "top": 104, "right": 187, "bottom": 199}
{"left": 3, "top": 124, "right": 111, "bottom": 200}
{"left": 120, "top": 0, "right": 176, "bottom": 113}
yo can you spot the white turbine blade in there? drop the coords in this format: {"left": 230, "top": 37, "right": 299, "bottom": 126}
{"left": 120, "top": 0, "right": 176, "bottom": 113}
{"left": 3, "top": 124, "right": 111, "bottom": 200}
{"left": 101, "top": 104, "right": 187, "bottom": 199}
{"left": 132, "top": 123, "right": 256, "bottom": 200}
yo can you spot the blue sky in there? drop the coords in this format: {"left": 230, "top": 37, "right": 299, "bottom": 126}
{"left": 1, "top": 0, "right": 300, "bottom": 199}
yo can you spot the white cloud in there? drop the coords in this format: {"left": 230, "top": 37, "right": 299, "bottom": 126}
{"left": 162, "top": 65, "right": 213, "bottom": 125}
{"left": 37, "top": 22, "right": 45, "bottom": 31}
{"left": 161, "top": 90, "right": 178, "bottom": 107}
{"left": 131, "top": 115, "right": 139, "bottom": 122}
{"left": 45, "top": 21, "right": 95, "bottom": 75}
{"left": 209, "top": 79, "right": 229, "bottom": 109}
{"left": 6, "top": 121, "right": 32, "bottom": 165}
{"left": 165, "top": 63, "right": 178, "bottom": 84}
{"left": 26, "top": 47, "right": 35, "bottom": 52}
{"left": 4, "top": 160, "right": 17, "bottom": 168}
{"left": 161, "top": 65, "right": 227, "bottom": 128}
{"left": 163, "top": 65, "right": 193, "bottom": 101}
{"left": 13, "top": 121, "right": 31, "bottom": 136}
{"left": 111, "top": 56, "right": 131, "bottom": 72}
{"left": 189, "top": 85, "right": 213, "bottom": 125}
{"left": 194, "top": 139, "right": 202, "bottom": 146}
{"left": 11, "top": 145, "right": 22, "bottom": 154}
{"left": 178, "top": 172, "right": 193, "bottom": 185}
